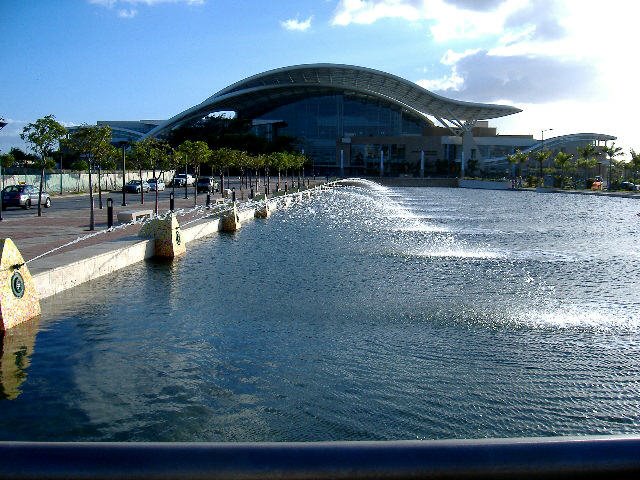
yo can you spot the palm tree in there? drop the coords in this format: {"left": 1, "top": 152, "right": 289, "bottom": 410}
{"left": 553, "top": 152, "right": 574, "bottom": 188}
{"left": 533, "top": 149, "right": 551, "bottom": 182}
{"left": 630, "top": 149, "right": 640, "bottom": 182}
{"left": 506, "top": 149, "right": 528, "bottom": 180}
{"left": 602, "top": 143, "right": 623, "bottom": 190}
{"left": 576, "top": 144, "right": 597, "bottom": 188}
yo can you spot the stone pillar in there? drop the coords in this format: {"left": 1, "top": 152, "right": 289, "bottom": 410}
{"left": 254, "top": 201, "right": 271, "bottom": 219}
{"left": 221, "top": 202, "right": 241, "bottom": 232}
{"left": 138, "top": 213, "right": 186, "bottom": 258}
{"left": 0, "top": 238, "right": 41, "bottom": 330}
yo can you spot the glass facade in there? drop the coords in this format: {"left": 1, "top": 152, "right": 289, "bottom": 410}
{"left": 255, "top": 94, "right": 426, "bottom": 167}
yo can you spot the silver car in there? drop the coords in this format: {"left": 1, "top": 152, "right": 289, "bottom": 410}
{"left": 2, "top": 184, "right": 51, "bottom": 210}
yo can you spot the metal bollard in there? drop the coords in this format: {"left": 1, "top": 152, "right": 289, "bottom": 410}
{"left": 232, "top": 188, "right": 236, "bottom": 203}
{"left": 107, "top": 198, "right": 113, "bottom": 228}
{"left": 206, "top": 193, "right": 211, "bottom": 207}
{"left": 265, "top": 184, "right": 268, "bottom": 197}
{"left": 285, "top": 182, "right": 288, "bottom": 194}
{"left": 169, "top": 191, "right": 175, "bottom": 212}
{"left": 250, "top": 187, "right": 254, "bottom": 199}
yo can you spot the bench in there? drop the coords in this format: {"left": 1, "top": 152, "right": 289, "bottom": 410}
{"left": 117, "top": 209, "right": 153, "bottom": 223}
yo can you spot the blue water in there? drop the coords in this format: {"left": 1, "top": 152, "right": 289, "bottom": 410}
{"left": 2, "top": 184, "right": 640, "bottom": 441}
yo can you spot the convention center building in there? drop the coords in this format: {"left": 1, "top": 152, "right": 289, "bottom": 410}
{"left": 99, "top": 64, "right": 615, "bottom": 177}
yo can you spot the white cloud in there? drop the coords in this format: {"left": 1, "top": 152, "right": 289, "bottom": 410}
{"left": 332, "top": 0, "right": 425, "bottom": 26}
{"left": 330, "top": 0, "right": 525, "bottom": 41}
{"left": 281, "top": 16, "right": 313, "bottom": 32}
{"left": 416, "top": 69, "right": 463, "bottom": 91}
{"left": 118, "top": 8, "right": 138, "bottom": 18}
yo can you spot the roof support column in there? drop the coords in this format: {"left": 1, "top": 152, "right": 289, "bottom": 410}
{"left": 461, "top": 126, "right": 475, "bottom": 179}
{"left": 435, "top": 116, "right": 477, "bottom": 179}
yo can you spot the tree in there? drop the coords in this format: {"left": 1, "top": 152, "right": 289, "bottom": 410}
{"left": 576, "top": 144, "right": 598, "bottom": 188}
{"left": 20, "top": 115, "right": 67, "bottom": 217}
{"left": 131, "top": 138, "right": 158, "bottom": 205}
{"left": 268, "top": 152, "right": 288, "bottom": 191}
{"left": 630, "top": 149, "right": 640, "bottom": 181}
{"left": 506, "top": 149, "right": 528, "bottom": 178}
{"left": 0, "top": 152, "right": 15, "bottom": 190}
{"left": 66, "top": 124, "right": 113, "bottom": 229}
{"left": 177, "top": 140, "right": 211, "bottom": 205}
{"left": 533, "top": 149, "right": 551, "bottom": 181}
{"left": 553, "top": 152, "right": 574, "bottom": 188}
{"left": 209, "top": 148, "right": 236, "bottom": 198}
{"left": 602, "top": 143, "right": 623, "bottom": 190}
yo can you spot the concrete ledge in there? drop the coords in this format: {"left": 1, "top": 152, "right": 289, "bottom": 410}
{"left": 374, "top": 177, "right": 458, "bottom": 188}
{"left": 459, "top": 179, "right": 511, "bottom": 190}
{"left": 33, "top": 237, "right": 154, "bottom": 299}
{"left": 181, "top": 218, "right": 220, "bottom": 243}
{"left": 117, "top": 209, "right": 153, "bottom": 223}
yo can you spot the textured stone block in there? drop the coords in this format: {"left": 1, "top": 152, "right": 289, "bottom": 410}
{"left": 138, "top": 214, "right": 186, "bottom": 258}
{"left": 0, "top": 239, "right": 41, "bottom": 330}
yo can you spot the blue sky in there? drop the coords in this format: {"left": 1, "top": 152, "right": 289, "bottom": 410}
{"left": 1, "top": 0, "right": 638, "bottom": 156}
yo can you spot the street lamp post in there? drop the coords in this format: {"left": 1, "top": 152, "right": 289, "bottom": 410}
{"left": 0, "top": 118, "right": 6, "bottom": 221}
{"left": 540, "top": 128, "right": 553, "bottom": 179}
{"left": 120, "top": 141, "right": 128, "bottom": 206}
{"left": 541, "top": 128, "right": 553, "bottom": 151}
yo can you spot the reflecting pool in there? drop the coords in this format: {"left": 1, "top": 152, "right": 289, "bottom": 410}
{"left": 2, "top": 184, "right": 640, "bottom": 441}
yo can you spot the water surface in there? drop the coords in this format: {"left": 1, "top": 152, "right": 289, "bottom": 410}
{"left": 2, "top": 184, "right": 640, "bottom": 441}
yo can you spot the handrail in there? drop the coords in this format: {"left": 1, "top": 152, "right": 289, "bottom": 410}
{"left": 0, "top": 436, "right": 639, "bottom": 479}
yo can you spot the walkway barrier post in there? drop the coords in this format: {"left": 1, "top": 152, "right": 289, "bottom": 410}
{"left": 107, "top": 198, "right": 113, "bottom": 228}
{"left": 169, "top": 191, "right": 175, "bottom": 212}
{"left": 250, "top": 188, "right": 254, "bottom": 199}
{"left": 206, "top": 193, "right": 211, "bottom": 207}
{"left": 285, "top": 182, "right": 288, "bottom": 194}
{"left": 232, "top": 188, "right": 236, "bottom": 203}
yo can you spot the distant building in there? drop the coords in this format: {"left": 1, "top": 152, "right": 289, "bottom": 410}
{"left": 96, "top": 64, "right": 615, "bottom": 177}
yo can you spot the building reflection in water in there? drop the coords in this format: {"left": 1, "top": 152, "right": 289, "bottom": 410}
{"left": 0, "top": 317, "right": 39, "bottom": 400}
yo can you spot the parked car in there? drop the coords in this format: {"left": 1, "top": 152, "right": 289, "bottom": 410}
{"left": 196, "top": 176, "right": 218, "bottom": 193}
{"left": 2, "top": 184, "right": 51, "bottom": 210}
{"left": 148, "top": 178, "right": 165, "bottom": 191}
{"left": 171, "top": 173, "right": 195, "bottom": 187}
{"left": 124, "top": 180, "right": 150, "bottom": 193}
{"left": 620, "top": 181, "right": 638, "bottom": 191}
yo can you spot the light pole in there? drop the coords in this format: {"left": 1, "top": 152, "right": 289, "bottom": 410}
{"left": 0, "top": 118, "right": 6, "bottom": 221}
{"left": 120, "top": 141, "right": 128, "bottom": 206}
{"left": 541, "top": 128, "right": 553, "bottom": 151}
{"left": 540, "top": 128, "right": 553, "bottom": 179}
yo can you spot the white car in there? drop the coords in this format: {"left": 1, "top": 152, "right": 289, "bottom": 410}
{"left": 148, "top": 178, "right": 165, "bottom": 191}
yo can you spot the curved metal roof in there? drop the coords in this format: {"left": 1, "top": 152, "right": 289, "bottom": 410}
{"left": 146, "top": 64, "right": 522, "bottom": 138}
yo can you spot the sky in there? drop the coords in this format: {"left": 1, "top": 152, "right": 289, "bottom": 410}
{"left": 1, "top": 0, "right": 639, "bottom": 157}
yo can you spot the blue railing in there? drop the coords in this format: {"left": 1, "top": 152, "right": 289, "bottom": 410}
{"left": 0, "top": 435, "right": 639, "bottom": 479}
